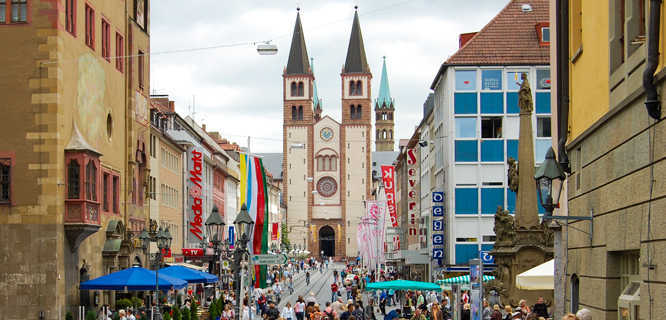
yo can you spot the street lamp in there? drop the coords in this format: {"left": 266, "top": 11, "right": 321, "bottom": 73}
{"left": 139, "top": 225, "right": 172, "bottom": 318}
{"left": 232, "top": 204, "right": 254, "bottom": 320}
{"left": 205, "top": 205, "right": 225, "bottom": 275}
{"left": 534, "top": 147, "right": 566, "bottom": 216}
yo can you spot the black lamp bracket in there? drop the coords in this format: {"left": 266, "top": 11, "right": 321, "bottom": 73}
{"left": 543, "top": 209, "right": 594, "bottom": 242}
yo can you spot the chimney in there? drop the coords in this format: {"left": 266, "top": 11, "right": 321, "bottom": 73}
{"left": 459, "top": 32, "right": 477, "bottom": 48}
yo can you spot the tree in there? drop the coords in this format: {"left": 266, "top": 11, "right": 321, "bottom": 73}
{"left": 281, "top": 223, "right": 290, "bottom": 249}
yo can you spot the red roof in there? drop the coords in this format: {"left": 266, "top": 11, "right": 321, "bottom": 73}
{"left": 445, "top": 0, "right": 550, "bottom": 65}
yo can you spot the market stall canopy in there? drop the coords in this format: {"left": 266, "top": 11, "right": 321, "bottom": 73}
{"left": 436, "top": 275, "right": 495, "bottom": 284}
{"left": 516, "top": 259, "right": 554, "bottom": 290}
{"left": 80, "top": 266, "right": 187, "bottom": 291}
{"left": 167, "top": 262, "right": 207, "bottom": 271}
{"left": 159, "top": 265, "right": 218, "bottom": 284}
{"left": 366, "top": 280, "right": 441, "bottom": 292}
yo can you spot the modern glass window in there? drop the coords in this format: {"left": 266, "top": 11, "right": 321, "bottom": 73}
{"left": 455, "top": 118, "right": 477, "bottom": 138}
{"left": 537, "top": 69, "right": 551, "bottom": 89}
{"left": 0, "top": 160, "right": 9, "bottom": 202}
{"left": 535, "top": 92, "right": 551, "bottom": 114}
{"left": 537, "top": 117, "right": 552, "bottom": 137}
{"left": 535, "top": 139, "right": 552, "bottom": 163}
{"left": 455, "top": 244, "right": 479, "bottom": 264}
{"left": 454, "top": 93, "right": 478, "bottom": 114}
{"left": 506, "top": 92, "right": 520, "bottom": 114}
{"left": 481, "top": 117, "right": 502, "bottom": 138}
{"left": 480, "top": 92, "right": 503, "bottom": 114}
{"left": 455, "top": 140, "right": 478, "bottom": 162}
{"left": 481, "top": 140, "right": 504, "bottom": 162}
{"left": 507, "top": 139, "right": 519, "bottom": 160}
{"left": 455, "top": 70, "right": 477, "bottom": 91}
{"left": 541, "top": 27, "right": 550, "bottom": 42}
{"left": 455, "top": 188, "right": 478, "bottom": 214}
{"left": 481, "top": 188, "right": 504, "bottom": 214}
{"left": 507, "top": 188, "right": 516, "bottom": 213}
{"left": 506, "top": 72, "right": 528, "bottom": 91}
{"left": 481, "top": 69, "right": 502, "bottom": 90}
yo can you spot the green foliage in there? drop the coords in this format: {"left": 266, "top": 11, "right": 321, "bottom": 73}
{"left": 281, "top": 224, "right": 290, "bottom": 248}
{"left": 116, "top": 298, "right": 133, "bottom": 310}
{"left": 208, "top": 303, "right": 218, "bottom": 320}
{"left": 190, "top": 300, "right": 199, "bottom": 319}
{"left": 65, "top": 311, "right": 74, "bottom": 320}
{"left": 131, "top": 296, "right": 144, "bottom": 308}
{"left": 113, "top": 314, "right": 120, "bottom": 320}
{"left": 182, "top": 307, "right": 191, "bottom": 320}
{"left": 177, "top": 294, "right": 183, "bottom": 306}
{"left": 164, "top": 311, "right": 172, "bottom": 320}
{"left": 172, "top": 306, "right": 182, "bottom": 320}
{"left": 85, "top": 310, "right": 97, "bottom": 320}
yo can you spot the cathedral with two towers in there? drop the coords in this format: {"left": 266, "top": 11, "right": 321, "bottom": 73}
{"left": 281, "top": 8, "right": 396, "bottom": 259}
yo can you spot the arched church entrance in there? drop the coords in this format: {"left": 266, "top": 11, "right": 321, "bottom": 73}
{"left": 319, "top": 226, "right": 335, "bottom": 258}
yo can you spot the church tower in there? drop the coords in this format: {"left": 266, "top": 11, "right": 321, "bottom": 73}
{"left": 340, "top": 8, "right": 373, "bottom": 257}
{"left": 283, "top": 9, "right": 314, "bottom": 251}
{"left": 374, "top": 57, "right": 395, "bottom": 151}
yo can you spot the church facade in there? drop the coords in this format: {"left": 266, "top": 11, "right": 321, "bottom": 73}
{"left": 282, "top": 9, "right": 394, "bottom": 259}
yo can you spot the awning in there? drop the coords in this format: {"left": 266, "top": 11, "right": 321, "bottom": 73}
{"left": 365, "top": 280, "right": 441, "bottom": 292}
{"left": 516, "top": 259, "right": 554, "bottom": 290}
{"left": 159, "top": 265, "right": 218, "bottom": 284}
{"left": 167, "top": 262, "right": 207, "bottom": 271}
{"left": 80, "top": 266, "right": 187, "bottom": 291}
{"left": 436, "top": 275, "right": 495, "bottom": 284}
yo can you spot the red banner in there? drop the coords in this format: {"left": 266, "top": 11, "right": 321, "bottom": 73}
{"left": 182, "top": 248, "right": 204, "bottom": 257}
{"left": 161, "top": 248, "right": 172, "bottom": 258}
{"left": 271, "top": 223, "right": 278, "bottom": 240}
{"left": 381, "top": 165, "right": 399, "bottom": 227}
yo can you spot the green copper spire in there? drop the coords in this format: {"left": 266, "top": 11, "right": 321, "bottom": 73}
{"left": 311, "top": 57, "right": 322, "bottom": 110}
{"left": 376, "top": 56, "right": 393, "bottom": 109}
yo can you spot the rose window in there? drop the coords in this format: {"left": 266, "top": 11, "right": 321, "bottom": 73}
{"left": 316, "top": 177, "right": 338, "bottom": 197}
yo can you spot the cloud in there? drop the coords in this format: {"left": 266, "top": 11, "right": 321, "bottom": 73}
{"left": 150, "top": 0, "right": 509, "bottom": 152}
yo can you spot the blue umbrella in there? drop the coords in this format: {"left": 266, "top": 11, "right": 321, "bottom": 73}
{"left": 80, "top": 266, "right": 187, "bottom": 291}
{"left": 159, "top": 265, "right": 218, "bottom": 284}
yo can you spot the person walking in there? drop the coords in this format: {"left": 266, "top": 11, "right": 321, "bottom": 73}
{"left": 364, "top": 299, "right": 377, "bottom": 320}
{"left": 531, "top": 297, "right": 549, "bottom": 319}
{"left": 331, "top": 282, "right": 340, "bottom": 303}
{"left": 295, "top": 296, "right": 306, "bottom": 320}
{"left": 265, "top": 301, "right": 281, "bottom": 320}
{"left": 387, "top": 289, "right": 395, "bottom": 306}
{"left": 306, "top": 270, "right": 311, "bottom": 286}
{"left": 379, "top": 290, "right": 387, "bottom": 316}
{"left": 282, "top": 302, "right": 295, "bottom": 320}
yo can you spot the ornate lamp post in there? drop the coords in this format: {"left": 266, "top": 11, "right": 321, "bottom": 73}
{"left": 233, "top": 204, "right": 254, "bottom": 320}
{"left": 205, "top": 206, "right": 225, "bottom": 275}
{"left": 139, "top": 225, "right": 172, "bottom": 319}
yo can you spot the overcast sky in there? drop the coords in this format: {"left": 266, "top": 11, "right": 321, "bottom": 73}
{"left": 150, "top": 0, "right": 508, "bottom": 153}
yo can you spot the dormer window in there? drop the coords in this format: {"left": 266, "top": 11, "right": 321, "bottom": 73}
{"left": 536, "top": 22, "right": 550, "bottom": 46}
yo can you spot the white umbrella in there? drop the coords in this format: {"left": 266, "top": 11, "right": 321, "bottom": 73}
{"left": 516, "top": 259, "right": 554, "bottom": 290}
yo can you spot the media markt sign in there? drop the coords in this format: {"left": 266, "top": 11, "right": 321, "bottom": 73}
{"left": 250, "top": 254, "right": 288, "bottom": 265}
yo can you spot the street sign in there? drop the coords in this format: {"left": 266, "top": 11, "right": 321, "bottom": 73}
{"left": 433, "top": 219, "right": 444, "bottom": 231}
{"left": 250, "top": 254, "right": 288, "bottom": 265}
{"left": 433, "top": 234, "right": 444, "bottom": 245}
{"left": 432, "top": 248, "right": 444, "bottom": 259}
{"left": 432, "top": 206, "right": 444, "bottom": 217}
{"left": 182, "top": 248, "right": 204, "bottom": 257}
{"left": 480, "top": 251, "right": 495, "bottom": 264}
{"left": 432, "top": 192, "right": 444, "bottom": 202}
{"left": 222, "top": 260, "right": 230, "bottom": 270}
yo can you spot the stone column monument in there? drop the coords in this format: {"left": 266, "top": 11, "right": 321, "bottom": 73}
{"left": 487, "top": 73, "right": 554, "bottom": 306}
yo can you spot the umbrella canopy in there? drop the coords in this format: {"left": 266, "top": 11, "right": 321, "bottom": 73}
{"left": 365, "top": 280, "right": 441, "bottom": 292}
{"left": 436, "top": 275, "right": 495, "bottom": 284}
{"left": 516, "top": 259, "right": 554, "bottom": 290}
{"left": 159, "top": 265, "right": 218, "bottom": 284}
{"left": 80, "top": 266, "right": 187, "bottom": 291}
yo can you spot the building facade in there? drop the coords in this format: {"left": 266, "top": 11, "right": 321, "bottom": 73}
{"left": 430, "top": 0, "right": 551, "bottom": 266}
{"left": 551, "top": 0, "right": 666, "bottom": 318}
{"left": 0, "top": 0, "right": 151, "bottom": 318}
{"left": 282, "top": 10, "right": 379, "bottom": 259}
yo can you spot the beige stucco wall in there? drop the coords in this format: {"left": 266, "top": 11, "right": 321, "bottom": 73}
{"left": 286, "top": 126, "right": 309, "bottom": 248}
{"left": 157, "top": 135, "right": 183, "bottom": 256}
{"left": 313, "top": 117, "right": 341, "bottom": 212}
{"left": 344, "top": 126, "right": 369, "bottom": 257}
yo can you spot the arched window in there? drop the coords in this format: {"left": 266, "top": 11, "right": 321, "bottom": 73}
{"left": 292, "top": 106, "right": 297, "bottom": 120}
{"left": 376, "top": 130, "right": 380, "bottom": 139}
{"left": 350, "top": 105, "right": 356, "bottom": 119}
{"left": 382, "top": 130, "right": 387, "bottom": 139}
{"left": 388, "top": 112, "right": 393, "bottom": 120}
{"left": 389, "top": 130, "right": 393, "bottom": 139}
{"left": 298, "top": 106, "right": 303, "bottom": 120}
{"left": 297, "top": 81, "right": 305, "bottom": 96}
{"left": 571, "top": 274, "right": 580, "bottom": 314}
{"left": 67, "top": 160, "right": 80, "bottom": 199}
{"left": 356, "top": 81, "right": 363, "bottom": 95}
{"left": 317, "top": 157, "right": 324, "bottom": 171}
{"left": 331, "top": 156, "right": 337, "bottom": 171}
{"left": 86, "top": 160, "right": 97, "bottom": 201}
{"left": 356, "top": 106, "right": 362, "bottom": 119}
{"left": 290, "top": 82, "right": 297, "bottom": 96}
{"left": 349, "top": 80, "right": 356, "bottom": 95}
{"left": 376, "top": 113, "right": 381, "bottom": 121}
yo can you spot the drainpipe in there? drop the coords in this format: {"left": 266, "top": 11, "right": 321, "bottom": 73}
{"left": 556, "top": 0, "right": 571, "bottom": 173}
{"left": 643, "top": 0, "right": 663, "bottom": 120}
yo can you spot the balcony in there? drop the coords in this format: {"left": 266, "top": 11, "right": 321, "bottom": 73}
{"left": 64, "top": 200, "right": 101, "bottom": 252}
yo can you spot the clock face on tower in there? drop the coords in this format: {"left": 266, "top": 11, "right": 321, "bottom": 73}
{"left": 320, "top": 127, "right": 334, "bottom": 141}
{"left": 316, "top": 176, "right": 337, "bottom": 197}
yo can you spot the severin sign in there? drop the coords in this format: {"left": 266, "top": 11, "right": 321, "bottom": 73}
{"left": 406, "top": 148, "right": 417, "bottom": 236}
{"left": 188, "top": 148, "right": 204, "bottom": 241}
{"left": 380, "top": 165, "right": 399, "bottom": 228}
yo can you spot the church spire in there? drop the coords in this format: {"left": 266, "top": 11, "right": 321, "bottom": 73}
{"left": 343, "top": 8, "right": 370, "bottom": 73}
{"left": 311, "top": 57, "right": 322, "bottom": 111}
{"left": 286, "top": 9, "right": 311, "bottom": 75}
{"left": 376, "top": 56, "right": 393, "bottom": 109}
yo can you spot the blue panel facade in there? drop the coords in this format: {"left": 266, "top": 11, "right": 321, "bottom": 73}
{"left": 481, "top": 140, "right": 504, "bottom": 162}
{"left": 455, "top": 244, "right": 480, "bottom": 265}
{"left": 480, "top": 92, "right": 503, "bottom": 113}
{"left": 507, "top": 189, "right": 516, "bottom": 213}
{"left": 507, "top": 139, "right": 519, "bottom": 160}
{"left": 506, "top": 92, "right": 520, "bottom": 113}
{"left": 481, "top": 188, "right": 504, "bottom": 214}
{"left": 454, "top": 93, "right": 478, "bottom": 114}
{"left": 455, "top": 140, "right": 478, "bottom": 162}
{"left": 481, "top": 70, "right": 503, "bottom": 90}
{"left": 455, "top": 188, "right": 478, "bottom": 214}
{"left": 535, "top": 139, "right": 551, "bottom": 163}
{"left": 455, "top": 70, "right": 477, "bottom": 90}
{"left": 535, "top": 92, "right": 551, "bottom": 114}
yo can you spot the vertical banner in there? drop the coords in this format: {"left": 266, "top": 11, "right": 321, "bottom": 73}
{"left": 406, "top": 149, "right": 418, "bottom": 238}
{"left": 380, "top": 166, "right": 399, "bottom": 228}
{"left": 365, "top": 200, "right": 387, "bottom": 269}
{"left": 271, "top": 223, "right": 279, "bottom": 241}
{"left": 187, "top": 146, "right": 205, "bottom": 243}
{"left": 228, "top": 226, "right": 235, "bottom": 249}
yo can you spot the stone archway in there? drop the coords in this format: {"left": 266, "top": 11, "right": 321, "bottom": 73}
{"left": 319, "top": 226, "right": 335, "bottom": 258}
